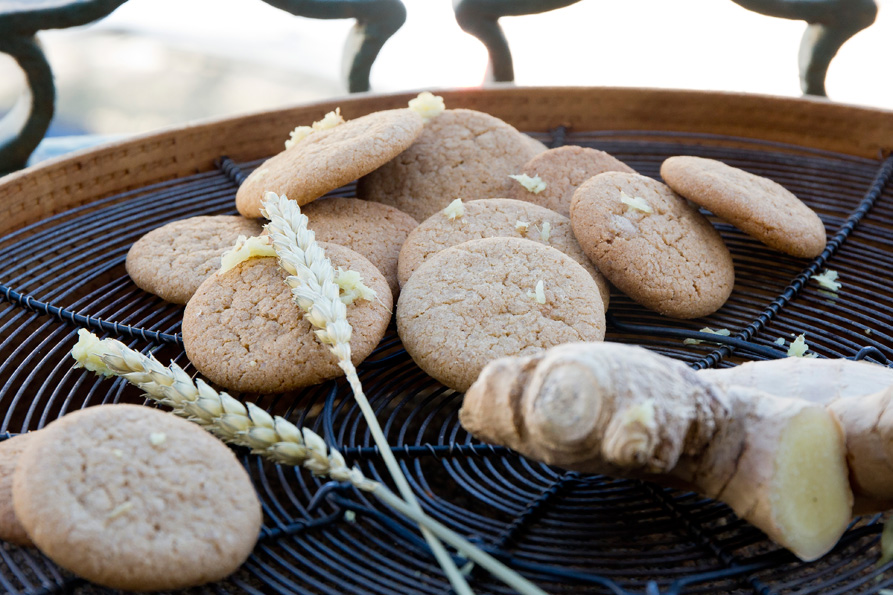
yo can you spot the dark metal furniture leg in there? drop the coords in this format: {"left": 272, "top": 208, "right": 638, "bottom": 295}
{"left": 730, "top": 0, "right": 878, "bottom": 96}
{"left": 263, "top": 0, "right": 407, "bottom": 93}
{"left": 452, "top": 0, "right": 583, "bottom": 82}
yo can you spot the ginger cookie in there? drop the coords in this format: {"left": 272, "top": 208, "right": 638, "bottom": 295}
{"left": 397, "top": 198, "right": 610, "bottom": 310}
{"left": 236, "top": 108, "right": 424, "bottom": 218}
{"left": 0, "top": 433, "right": 36, "bottom": 546}
{"left": 302, "top": 197, "right": 418, "bottom": 297}
{"left": 357, "top": 109, "right": 546, "bottom": 223}
{"left": 508, "top": 145, "right": 636, "bottom": 217}
{"left": 126, "top": 215, "right": 264, "bottom": 304}
{"left": 570, "top": 172, "right": 734, "bottom": 319}
{"left": 182, "top": 242, "right": 392, "bottom": 394}
{"left": 11, "top": 404, "right": 261, "bottom": 591}
{"left": 397, "top": 237, "right": 606, "bottom": 392}
{"left": 660, "top": 156, "right": 826, "bottom": 258}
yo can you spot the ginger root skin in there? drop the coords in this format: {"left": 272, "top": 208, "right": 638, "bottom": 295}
{"left": 460, "top": 342, "right": 853, "bottom": 562}
{"left": 699, "top": 359, "right": 893, "bottom": 511}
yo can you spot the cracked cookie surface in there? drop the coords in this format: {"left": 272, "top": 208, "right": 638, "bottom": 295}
{"left": 508, "top": 145, "right": 636, "bottom": 216}
{"left": 397, "top": 237, "right": 605, "bottom": 392}
{"left": 236, "top": 108, "right": 424, "bottom": 218}
{"left": 397, "top": 198, "right": 610, "bottom": 310}
{"left": 302, "top": 197, "right": 418, "bottom": 297}
{"left": 357, "top": 109, "right": 546, "bottom": 222}
{"left": 11, "top": 404, "right": 261, "bottom": 591}
{"left": 570, "top": 172, "right": 734, "bottom": 319}
{"left": 182, "top": 243, "right": 392, "bottom": 393}
{"left": 660, "top": 156, "right": 826, "bottom": 258}
{"left": 126, "top": 215, "right": 264, "bottom": 304}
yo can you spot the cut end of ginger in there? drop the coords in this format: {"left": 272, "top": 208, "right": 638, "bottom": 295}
{"left": 769, "top": 406, "right": 852, "bottom": 561}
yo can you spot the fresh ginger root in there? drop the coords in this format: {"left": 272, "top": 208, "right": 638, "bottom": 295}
{"left": 699, "top": 359, "right": 893, "bottom": 512}
{"left": 459, "top": 342, "right": 853, "bottom": 562}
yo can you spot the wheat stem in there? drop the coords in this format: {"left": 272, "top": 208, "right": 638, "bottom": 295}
{"left": 262, "top": 192, "right": 475, "bottom": 595}
{"left": 70, "top": 331, "right": 546, "bottom": 595}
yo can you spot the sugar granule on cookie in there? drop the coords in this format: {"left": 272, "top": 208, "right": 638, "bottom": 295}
{"left": 408, "top": 92, "right": 445, "bottom": 121}
{"left": 509, "top": 173, "right": 547, "bottom": 194}
{"left": 443, "top": 198, "right": 466, "bottom": 220}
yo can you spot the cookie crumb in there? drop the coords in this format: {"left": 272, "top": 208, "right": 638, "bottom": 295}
{"left": 620, "top": 191, "right": 653, "bottom": 214}
{"left": 515, "top": 220, "right": 530, "bottom": 233}
{"left": 408, "top": 92, "right": 445, "bottom": 121}
{"left": 527, "top": 280, "right": 546, "bottom": 304}
{"left": 149, "top": 432, "right": 167, "bottom": 446}
{"left": 284, "top": 126, "right": 313, "bottom": 149}
{"left": 443, "top": 198, "right": 466, "bottom": 220}
{"left": 811, "top": 269, "right": 841, "bottom": 292}
{"left": 508, "top": 173, "right": 546, "bottom": 194}
{"left": 219, "top": 235, "right": 276, "bottom": 273}
{"left": 106, "top": 501, "right": 134, "bottom": 520}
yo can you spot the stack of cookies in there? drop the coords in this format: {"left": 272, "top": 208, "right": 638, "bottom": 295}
{"left": 121, "top": 93, "right": 826, "bottom": 396}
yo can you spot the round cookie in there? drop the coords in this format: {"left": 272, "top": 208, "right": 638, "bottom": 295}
{"left": 302, "top": 197, "right": 418, "bottom": 297}
{"left": 183, "top": 242, "right": 392, "bottom": 393}
{"left": 357, "top": 109, "right": 546, "bottom": 223}
{"left": 397, "top": 198, "right": 610, "bottom": 310}
{"left": 508, "top": 145, "right": 636, "bottom": 217}
{"left": 660, "top": 156, "right": 826, "bottom": 258}
{"left": 11, "top": 404, "right": 261, "bottom": 591}
{"left": 0, "top": 433, "right": 36, "bottom": 546}
{"left": 126, "top": 215, "right": 264, "bottom": 305}
{"left": 570, "top": 172, "right": 734, "bottom": 319}
{"left": 236, "top": 108, "right": 424, "bottom": 218}
{"left": 397, "top": 237, "right": 606, "bottom": 392}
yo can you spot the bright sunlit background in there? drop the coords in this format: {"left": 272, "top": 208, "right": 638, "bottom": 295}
{"left": 1, "top": 0, "right": 890, "bottom": 138}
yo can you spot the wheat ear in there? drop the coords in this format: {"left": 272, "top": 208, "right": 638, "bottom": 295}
{"left": 259, "top": 192, "right": 478, "bottom": 595}
{"left": 70, "top": 331, "right": 547, "bottom": 595}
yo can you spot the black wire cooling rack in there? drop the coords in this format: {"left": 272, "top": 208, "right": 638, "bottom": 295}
{"left": 1, "top": 127, "right": 893, "bottom": 595}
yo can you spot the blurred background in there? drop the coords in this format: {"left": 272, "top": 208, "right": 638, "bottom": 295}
{"left": 1, "top": 0, "right": 889, "bottom": 142}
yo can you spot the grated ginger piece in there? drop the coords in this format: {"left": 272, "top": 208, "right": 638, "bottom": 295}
{"left": 220, "top": 235, "right": 276, "bottom": 272}
{"left": 508, "top": 173, "right": 546, "bottom": 194}
{"left": 787, "top": 334, "right": 818, "bottom": 358}
{"left": 539, "top": 221, "right": 551, "bottom": 243}
{"left": 620, "top": 191, "right": 653, "bottom": 214}
{"left": 149, "top": 432, "right": 167, "bottom": 446}
{"left": 515, "top": 220, "right": 530, "bottom": 233}
{"left": 774, "top": 337, "right": 786, "bottom": 346}
{"left": 527, "top": 280, "right": 546, "bottom": 304}
{"left": 313, "top": 108, "right": 344, "bottom": 131}
{"left": 408, "top": 92, "right": 445, "bottom": 121}
{"left": 443, "top": 198, "right": 466, "bottom": 220}
{"left": 811, "top": 269, "right": 842, "bottom": 292}
{"left": 285, "top": 126, "right": 313, "bottom": 149}
{"left": 683, "top": 327, "right": 731, "bottom": 345}
{"left": 335, "top": 267, "right": 377, "bottom": 305}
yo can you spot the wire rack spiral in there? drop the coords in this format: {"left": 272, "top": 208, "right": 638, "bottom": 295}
{"left": 1, "top": 126, "right": 893, "bottom": 595}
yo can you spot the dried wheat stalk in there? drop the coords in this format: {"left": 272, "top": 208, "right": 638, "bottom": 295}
{"left": 71, "top": 331, "right": 546, "bottom": 595}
